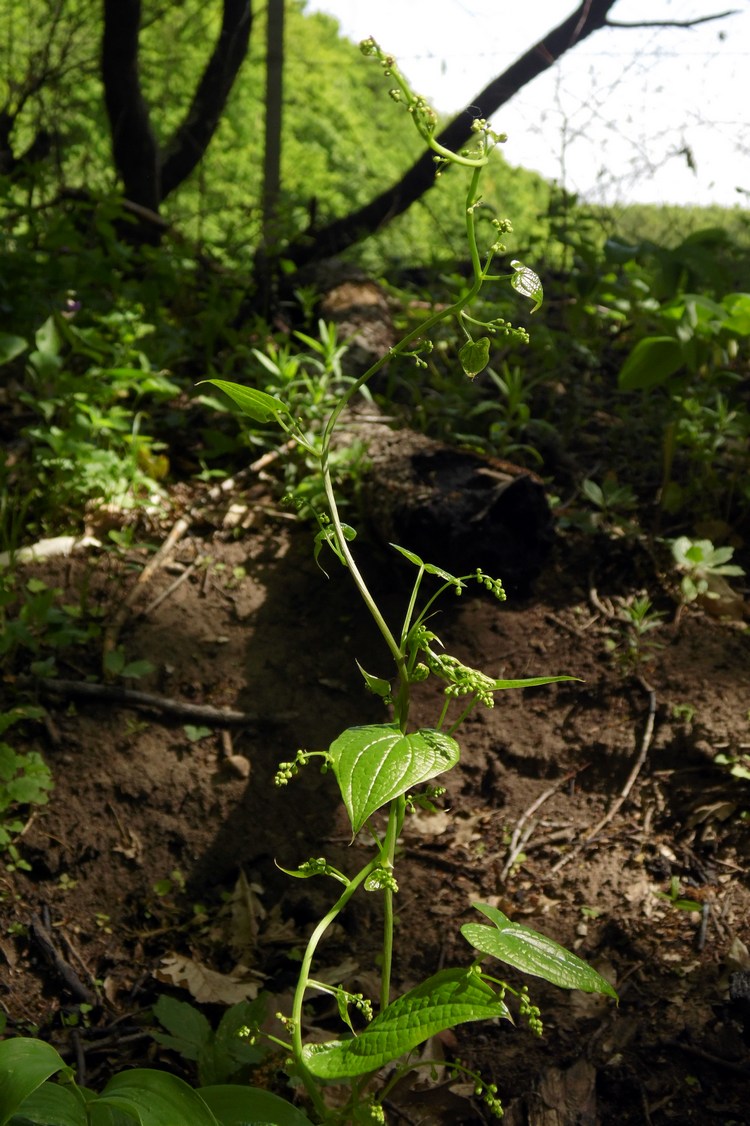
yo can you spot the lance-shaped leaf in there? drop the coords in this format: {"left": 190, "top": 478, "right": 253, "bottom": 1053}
{"left": 461, "top": 903, "right": 617, "bottom": 998}
{"left": 490, "top": 675, "right": 579, "bottom": 691}
{"left": 329, "top": 724, "right": 459, "bottom": 835}
{"left": 199, "top": 378, "right": 290, "bottom": 424}
{"left": 302, "top": 967, "right": 510, "bottom": 1080}
{"left": 510, "top": 260, "right": 543, "bottom": 313}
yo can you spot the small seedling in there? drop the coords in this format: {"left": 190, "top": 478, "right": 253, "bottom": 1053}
{"left": 670, "top": 535, "right": 745, "bottom": 605}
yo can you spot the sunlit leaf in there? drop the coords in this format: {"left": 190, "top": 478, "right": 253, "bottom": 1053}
{"left": 459, "top": 337, "right": 490, "bottom": 377}
{"left": 461, "top": 903, "right": 618, "bottom": 997}
{"left": 329, "top": 724, "right": 459, "bottom": 835}
{"left": 510, "top": 260, "right": 543, "bottom": 313}
{"left": 302, "top": 967, "right": 510, "bottom": 1079}
{"left": 199, "top": 379, "right": 289, "bottom": 424}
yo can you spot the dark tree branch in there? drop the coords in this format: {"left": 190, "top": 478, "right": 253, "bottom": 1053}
{"left": 282, "top": 0, "right": 737, "bottom": 270}
{"left": 283, "top": 0, "right": 620, "bottom": 268}
{"left": 607, "top": 9, "right": 738, "bottom": 29}
{"left": 160, "top": 0, "right": 252, "bottom": 199}
{"left": 101, "top": 0, "right": 161, "bottom": 212}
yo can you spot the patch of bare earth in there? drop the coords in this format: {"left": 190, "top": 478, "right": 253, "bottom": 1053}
{"left": 2, "top": 497, "right": 749, "bottom": 1124}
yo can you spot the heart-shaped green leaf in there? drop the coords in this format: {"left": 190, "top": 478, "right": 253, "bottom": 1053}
{"left": 302, "top": 967, "right": 510, "bottom": 1079}
{"left": 329, "top": 724, "right": 459, "bottom": 834}
{"left": 199, "top": 379, "right": 289, "bottom": 424}
{"left": 459, "top": 337, "right": 490, "bottom": 377}
{"left": 461, "top": 903, "right": 617, "bottom": 998}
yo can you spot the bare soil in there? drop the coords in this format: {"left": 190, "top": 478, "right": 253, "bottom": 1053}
{"left": 2, "top": 481, "right": 749, "bottom": 1124}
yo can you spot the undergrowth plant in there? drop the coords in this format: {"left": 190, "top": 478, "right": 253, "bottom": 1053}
{"left": 0, "top": 42, "right": 616, "bottom": 1126}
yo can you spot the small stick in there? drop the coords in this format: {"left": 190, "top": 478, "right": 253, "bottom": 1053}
{"left": 100, "top": 443, "right": 294, "bottom": 665}
{"left": 139, "top": 559, "right": 198, "bottom": 617}
{"left": 20, "top": 676, "right": 270, "bottom": 728}
{"left": 30, "top": 915, "right": 98, "bottom": 1007}
{"left": 500, "top": 768, "right": 584, "bottom": 882}
{"left": 551, "top": 678, "right": 657, "bottom": 874}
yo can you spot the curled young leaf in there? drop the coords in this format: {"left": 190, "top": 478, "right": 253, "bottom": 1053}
{"left": 510, "top": 260, "right": 543, "bottom": 314}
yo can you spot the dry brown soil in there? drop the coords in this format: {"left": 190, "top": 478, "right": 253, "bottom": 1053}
{"left": 2, "top": 485, "right": 749, "bottom": 1124}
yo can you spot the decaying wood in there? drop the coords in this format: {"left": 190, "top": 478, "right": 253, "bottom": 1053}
{"left": 18, "top": 677, "right": 269, "bottom": 728}
{"left": 504, "top": 1058, "right": 597, "bottom": 1126}
{"left": 345, "top": 410, "right": 554, "bottom": 595}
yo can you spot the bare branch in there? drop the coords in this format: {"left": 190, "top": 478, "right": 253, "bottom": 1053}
{"left": 607, "top": 9, "right": 738, "bottom": 29}
{"left": 283, "top": 0, "right": 619, "bottom": 268}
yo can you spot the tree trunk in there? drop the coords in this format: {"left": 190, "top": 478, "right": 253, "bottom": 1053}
{"left": 102, "top": 0, "right": 161, "bottom": 213}
{"left": 160, "top": 0, "right": 252, "bottom": 199}
{"left": 283, "top": 0, "right": 618, "bottom": 268}
{"left": 101, "top": 0, "right": 252, "bottom": 223}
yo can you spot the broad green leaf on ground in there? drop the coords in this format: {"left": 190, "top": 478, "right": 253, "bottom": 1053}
{"left": 98, "top": 1070, "right": 219, "bottom": 1126}
{"left": 151, "top": 996, "right": 213, "bottom": 1062}
{"left": 461, "top": 903, "right": 618, "bottom": 998}
{"left": 329, "top": 724, "right": 459, "bottom": 834}
{"left": 199, "top": 379, "right": 290, "bottom": 424}
{"left": 459, "top": 337, "right": 490, "bottom": 377}
{"left": 618, "top": 336, "right": 683, "bottom": 391}
{"left": 0, "top": 1038, "right": 67, "bottom": 1125}
{"left": 0, "top": 333, "right": 28, "bottom": 366}
{"left": 5, "top": 1081, "right": 87, "bottom": 1126}
{"left": 302, "top": 967, "right": 510, "bottom": 1079}
{"left": 199, "top": 1085, "right": 314, "bottom": 1126}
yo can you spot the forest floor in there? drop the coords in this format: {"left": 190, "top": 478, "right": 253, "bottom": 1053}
{"left": 2, "top": 465, "right": 750, "bottom": 1125}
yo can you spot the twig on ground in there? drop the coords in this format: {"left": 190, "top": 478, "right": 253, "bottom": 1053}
{"left": 551, "top": 677, "right": 657, "bottom": 873}
{"left": 662, "top": 1038, "right": 750, "bottom": 1075}
{"left": 100, "top": 443, "right": 294, "bottom": 664}
{"left": 19, "top": 676, "right": 274, "bottom": 728}
{"left": 29, "top": 914, "right": 98, "bottom": 1007}
{"left": 499, "top": 768, "right": 583, "bottom": 882}
{"left": 139, "top": 559, "right": 199, "bottom": 617}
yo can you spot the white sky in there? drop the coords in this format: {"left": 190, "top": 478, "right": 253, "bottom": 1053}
{"left": 304, "top": 0, "right": 750, "bottom": 209}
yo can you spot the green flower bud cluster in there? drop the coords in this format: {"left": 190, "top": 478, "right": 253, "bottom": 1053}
{"left": 519, "top": 986, "right": 543, "bottom": 1037}
{"left": 236, "top": 1024, "right": 257, "bottom": 1045}
{"left": 474, "top": 1080, "right": 504, "bottom": 1118}
{"left": 299, "top": 856, "right": 330, "bottom": 876}
{"left": 274, "top": 748, "right": 313, "bottom": 786}
{"left": 346, "top": 991, "right": 374, "bottom": 1021}
{"left": 422, "top": 647, "right": 497, "bottom": 708}
{"left": 356, "top": 1102, "right": 385, "bottom": 1124}
{"left": 410, "top": 661, "right": 430, "bottom": 683}
{"left": 470, "top": 117, "right": 508, "bottom": 145}
{"left": 474, "top": 569, "right": 506, "bottom": 601}
{"left": 365, "top": 867, "right": 399, "bottom": 893}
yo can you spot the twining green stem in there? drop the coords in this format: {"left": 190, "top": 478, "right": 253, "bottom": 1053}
{"left": 291, "top": 855, "right": 383, "bottom": 1114}
{"left": 379, "top": 794, "right": 406, "bottom": 1009}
